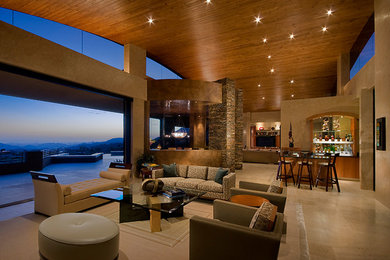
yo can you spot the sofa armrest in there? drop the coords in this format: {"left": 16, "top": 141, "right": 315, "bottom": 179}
{"left": 60, "top": 184, "right": 72, "bottom": 196}
{"left": 152, "top": 168, "right": 164, "bottom": 179}
{"left": 190, "top": 215, "right": 282, "bottom": 260}
{"left": 222, "top": 172, "right": 236, "bottom": 200}
{"left": 213, "top": 199, "right": 257, "bottom": 226}
{"left": 230, "top": 187, "right": 287, "bottom": 213}
{"left": 239, "top": 181, "right": 269, "bottom": 192}
{"left": 32, "top": 179, "right": 64, "bottom": 216}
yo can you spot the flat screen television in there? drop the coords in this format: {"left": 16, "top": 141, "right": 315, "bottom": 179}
{"left": 256, "top": 136, "right": 276, "bottom": 147}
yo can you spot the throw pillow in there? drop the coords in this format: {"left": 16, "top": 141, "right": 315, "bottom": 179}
{"left": 267, "top": 179, "right": 283, "bottom": 194}
{"left": 162, "top": 163, "right": 178, "bottom": 177}
{"left": 214, "top": 168, "right": 229, "bottom": 184}
{"left": 249, "top": 201, "right": 278, "bottom": 232}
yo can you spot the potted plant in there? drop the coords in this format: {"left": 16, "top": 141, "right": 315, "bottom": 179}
{"left": 136, "top": 153, "right": 155, "bottom": 174}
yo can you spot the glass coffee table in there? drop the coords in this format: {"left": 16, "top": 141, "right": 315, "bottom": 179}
{"left": 91, "top": 185, "right": 205, "bottom": 232}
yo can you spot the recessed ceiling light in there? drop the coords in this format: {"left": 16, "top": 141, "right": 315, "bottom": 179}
{"left": 322, "top": 26, "right": 328, "bottom": 32}
{"left": 270, "top": 68, "right": 275, "bottom": 73}
{"left": 289, "top": 33, "right": 295, "bottom": 39}
{"left": 291, "top": 94, "right": 295, "bottom": 98}
{"left": 327, "top": 9, "right": 333, "bottom": 16}
{"left": 263, "top": 38, "right": 267, "bottom": 43}
{"left": 267, "top": 55, "right": 272, "bottom": 59}
{"left": 205, "top": 0, "right": 211, "bottom": 4}
{"left": 254, "top": 16, "right": 262, "bottom": 24}
{"left": 258, "top": 84, "right": 261, "bottom": 87}
{"left": 290, "top": 79, "right": 294, "bottom": 84}
{"left": 147, "top": 16, "right": 154, "bottom": 25}
{"left": 262, "top": 97, "right": 265, "bottom": 100}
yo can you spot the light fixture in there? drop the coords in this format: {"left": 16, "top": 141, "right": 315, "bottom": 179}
{"left": 254, "top": 16, "right": 262, "bottom": 24}
{"left": 147, "top": 16, "right": 154, "bottom": 25}
{"left": 322, "top": 26, "right": 328, "bottom": 32}
{"left": 267, "top": 55, "right": 272, "bottom": 59}
{"left": 258, "top": 84, "right": 261, "bottom": 87}
{"left": 263, "top": 38, "right": 267, "bottom": 43}
{"left": 171, "top": 115, "right": 188, "bottom": 139}
{"left": 270, "top": 68, "right": 275, "bottom": 73}
{"left": 205, "top": 0, "right": 211, "bottom": 4}
{"left": 289, "top": 33, "right": 295, "bottom": 39}
{"left": 290, "top": 79, "right": 294, "bottom": 84}
{"left": 262, "top": 97, "right": 265, "bottom": 100}
{"left": 291, "top": 94, "right": 295, "bottom": 98}
{"left": 327, "top": 9, "right": 333, "bottom": 16}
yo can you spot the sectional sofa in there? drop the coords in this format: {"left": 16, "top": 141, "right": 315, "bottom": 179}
{"left": 152, "top": 165, "right": 236, "bottom": 200}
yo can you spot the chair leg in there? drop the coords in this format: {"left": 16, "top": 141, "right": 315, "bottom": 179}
{"left": 315, "top": 166, "right": 321, "bottom": 187}
{"left": 276, "top": 162, "right": 281, "bottom": 180}
{"left": 333, "top": 165, "right": 341, "bottom": 192}
{"left": 325, "top": 166, "right": 330, "bottom": 192}
{"left": 289, "top": 164, "right": 295, "bottom": 185}
{"left": 283, "top": 163, "right": 288, "bottom": 186}
{"left": 297, "top": 164, "right": 302, "bottom": 188}
{"left": 307, "top": 164, "right": 313, "bottom": 190}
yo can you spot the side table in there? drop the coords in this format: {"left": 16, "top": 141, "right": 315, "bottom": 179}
{"left": 230, "top": 194, "right": 269, "bottom": 207}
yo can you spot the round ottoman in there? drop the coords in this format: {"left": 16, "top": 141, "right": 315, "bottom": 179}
{"left": 38, "top": 213, "right": 119, "bottom": 260}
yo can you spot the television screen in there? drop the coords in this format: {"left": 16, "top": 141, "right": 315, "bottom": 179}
{"left": 256, "top": 136, "right": 276, "bottom": 147}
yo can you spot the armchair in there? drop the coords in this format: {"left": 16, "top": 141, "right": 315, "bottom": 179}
{"left": 190, "top": 200, "right": 283, "bottom": 260}
{"left": 230, "top": 181, "right": 287, "bottom": 213}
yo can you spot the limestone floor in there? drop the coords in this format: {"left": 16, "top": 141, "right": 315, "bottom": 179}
{"left": 1, "top": 162, "right": 390, "bottom": 259}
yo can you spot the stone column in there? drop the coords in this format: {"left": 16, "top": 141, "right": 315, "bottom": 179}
{"left": 360, "top": 88, "right": 374, "bottom": 190}
{"left": 235, "top": 88, "right": 243, "bottom": 169}
{"left": 337, "top": 52, "right": 350, "bottom": 96}
{"left": 209, "top": 78, "right": 236, "bottom": 172}
{"left": 124, "top": 44, "right": 146, "bottom": 171}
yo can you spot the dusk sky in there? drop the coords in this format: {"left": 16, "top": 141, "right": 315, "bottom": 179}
{"left": 0, "top": 7, "right": 180, "bottom": 145}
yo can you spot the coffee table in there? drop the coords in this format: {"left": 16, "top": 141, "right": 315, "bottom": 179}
{"left": 230, "top": 194, "right": 269, "bottom": 207}
{"left": 91, "top": 186, "right": 205, "bottom": 232}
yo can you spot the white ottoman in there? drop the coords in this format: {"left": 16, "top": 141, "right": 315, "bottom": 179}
{"left": 38, "top": 213, "right": 119, "bottom": 260}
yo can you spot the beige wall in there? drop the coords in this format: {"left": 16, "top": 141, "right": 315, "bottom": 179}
{"left": 281, "top": 96, "right": 359, "bottom": 150}
{"left": 375, "top": 0, "right": 390, "bottom": 209}
{"left": 0, "top": 21, "right": 146, "bottom": 101}
{"left": 243, "top": 111, "right": 281, "bottom": 148}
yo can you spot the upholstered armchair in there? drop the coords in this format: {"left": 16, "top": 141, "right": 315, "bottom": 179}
{"left": 190, "top": 200, "right": 283, "bottom": 260}
{"left": 230, "top": 181, "right": 287, "bottom": 213}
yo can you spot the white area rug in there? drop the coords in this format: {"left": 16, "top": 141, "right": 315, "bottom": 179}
{"left": 87, "top": 202, "right": 211, "bottom": 247}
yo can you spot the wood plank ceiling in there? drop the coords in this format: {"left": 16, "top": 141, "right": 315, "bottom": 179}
{"left": 0, "top": 0, "right": 373, "bottom": 112}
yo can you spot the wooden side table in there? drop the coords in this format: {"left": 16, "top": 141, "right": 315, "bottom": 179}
{"left": 140, "top": 168, "right": 153, "bottom": 181}
{"left": 230, "top": 194, "right": 269, "bottom": 207}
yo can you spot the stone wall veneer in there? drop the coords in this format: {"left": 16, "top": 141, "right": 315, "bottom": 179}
{"left": 209, "top": 78, "right": 243, "bottom": 171}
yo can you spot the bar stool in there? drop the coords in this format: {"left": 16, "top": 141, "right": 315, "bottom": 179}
{"left": 277, "top": 150, "right": 295, "bottom": 186}
{"left": 297, "top": 152, "right": 313, "bottom": 189}
{"left": 315, "top": 153, "right": 340, "bottom": 192}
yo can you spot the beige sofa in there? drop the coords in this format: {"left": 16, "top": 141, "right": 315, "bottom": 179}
{"left": 31, "top": 168, "right": 130, "bottom": 216}
{"left": 152, "top": 165, "right": 236, "bottom": 200}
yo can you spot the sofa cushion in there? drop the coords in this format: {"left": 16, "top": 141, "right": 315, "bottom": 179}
{"left": 176, "top": 165, "right": 188, "bottom": 178}
{"left": 267, "top": 180, "right": 283, "bottom": 194}
{"left": 99, "top": 170, "right": 126, "bottom": 182}
{"left": 64, "top": 178, "right": 121, "bottom": 204}
{"left": 176, "top": 179, "right": 206, "bottom": 189}
{"left": 215, "top": 168, "right": 229, "bottom": 184}
{"left": 197, "top": 180, "right": 223, "bottom": 193}
{"left": 249, "top": 202, "right": 278, "bottom": 232}
{"left": 187, "top": 166, "right": 208, "bottom": 179}
{"left": 158, "top": 177, "right": 184, "bottom": 187}
{"left": 162, "top": 163, "right": 178, "bottom": 177}
{"left": 207, "top": 167, "right": 229, "bottom": 180}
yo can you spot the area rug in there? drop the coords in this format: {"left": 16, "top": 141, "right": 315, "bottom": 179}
{"left": 87, "top": 202, "right": 211, "bottom": 247}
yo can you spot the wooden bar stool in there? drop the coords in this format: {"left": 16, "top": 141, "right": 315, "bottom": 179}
{"left": 315, "top": 153, "right": 340, "bottom": 192}
{"left": 277, "top": 151, "right": 295, "bottom": 186}
{"left": 297, "top": 152, "right": 313, "bottom": 189}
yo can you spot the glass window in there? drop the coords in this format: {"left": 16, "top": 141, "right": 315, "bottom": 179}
{"left": 0, "top": 7, "right": 12, "bottom": 24}
{"left": 146, "top": 57, "right": 182, "bottom": 79}
{"left": 350, "top": 33, "right": 375, "bottom": 79}
{"left": 83, "top": 32, "right": 124, "bottom": 70}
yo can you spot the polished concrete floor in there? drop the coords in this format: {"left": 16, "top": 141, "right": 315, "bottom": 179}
{"left": 1, "top": 162, "right": 390, "bottom": 259}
